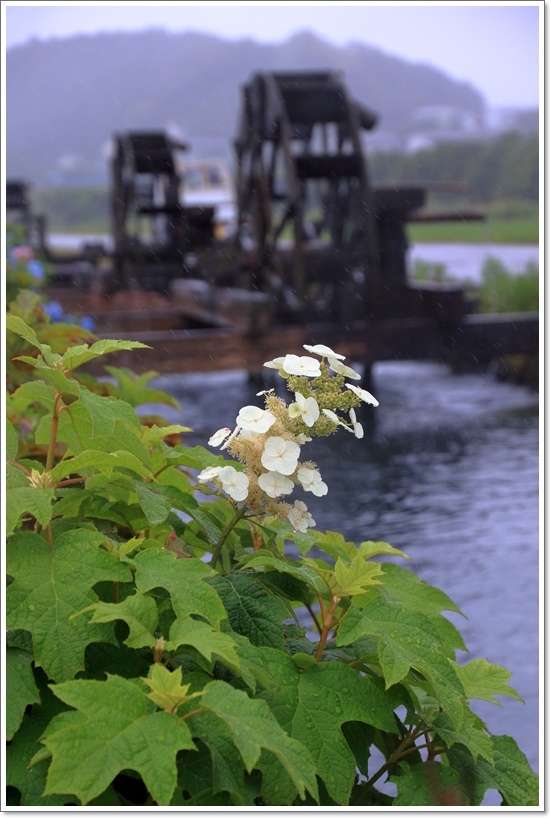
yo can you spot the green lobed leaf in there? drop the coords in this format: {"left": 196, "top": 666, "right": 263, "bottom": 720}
{"left": 78, "top": 591, "right": 158, "bottom": 649}
{"left": 6, "top": 688, "right": 73, "bottom": 806}
{"left": 333, "top": 554, "right": 384, "bottom": 595}
{"left": 103, "top": 365, "right": 180, "bottom": 408}
{"left": 337, "top": 596, "right": 466, "bottom": 730}
{"left": 207, "top": 573, "right": 290, "bottom": 648}
{"left": 50, "top": 450, "right": 153, "bottom": 482}
{"left": 255, "top": 647, "right": 398, "bottom": 804}
{"left": 60, "top": 339, "right": 151, "bottom": 371}
{"left": 447, "top": 735, "right": 539, "bottom": 806}
{"left": 167, "top": 616, "right": 240, "bottom": 672}
{"left": 6, "top": 486, "right": 55, "bottom": 533}
{"left": 390, "top": 761, "right": 469, "bottom": 807}
{"left": 132, "top": 480, "right": 172, "bottom": 525}
{"left": 21, "top": 362, "right": 82, "bottom": 397}
{"left": 50, "top": 390, "right": 151, "bottom": 467}
{"left": 455, "top": 658, "right": 524, "bottom": 705}
{"left": 6, "top": 530, "right": 131, "bottom": 681}
{"left": 142, "top": 664, "right": 201, "bottom": 711}
{"left": 431, "top": 704, "right": 494, "bottom": 763}
{"left": 357, "top": 540, "right": 410, "bottom": 560}
{"left": 200, "top": 680, "right": 319, "bottom": 802}
{"left": 133, "top": 549, "right": 226, "bottom": 628}
{"left": 6, "top": 648, "right": 41, "bottom": 740}
{"left": 377, "top": 562, "right": 464, "bottom": 617}
{"left": 44, "top": 674, "right": 196, "bottom": 805}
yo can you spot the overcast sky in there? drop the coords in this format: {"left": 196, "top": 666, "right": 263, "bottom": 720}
{"left": 3, "top": 2, "right": 542, "bottom": 108}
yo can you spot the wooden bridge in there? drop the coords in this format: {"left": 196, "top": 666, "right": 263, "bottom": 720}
{"left": 87, "top": 311, "right": 539, "bottom": 383}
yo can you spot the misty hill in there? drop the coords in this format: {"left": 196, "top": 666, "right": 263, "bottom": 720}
{"left": 6, "top": 28, "right": 486, "bottom": 184}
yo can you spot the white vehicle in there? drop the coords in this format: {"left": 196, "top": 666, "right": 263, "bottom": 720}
{"left": 178, "top": 158, "right": 237, "bottom": 239}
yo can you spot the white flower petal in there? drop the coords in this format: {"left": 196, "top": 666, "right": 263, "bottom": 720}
{"left": 303, "top": 344, "right": 345, "bottom": 360}
{"left": 208, "top": 427, "right": 232, "bottom": 447}
{"left": 346, "top": 383, "right": 379, "bottom": 406}
{"left": 197, "top": 466, "right": 223, "bottom": 482}
{"left": 236, "top": 405, "right": 276, "bottom": 433}
{"left": 288, "top": 499, "right": 316, "bottom": 532}
{"left": 282, "top": 354, "right": 322, "bottom": 378}
{"left": 329, "top": 358, "right": 362, "bottom": 380}
{"left": 258, "top": 471, "right": 294, "bottom": 498}
{"left": 218, "top": 466, "right": 249, "bottom": 502}
{"left": 261, "top": 436, "right": 301, "bottom": 475}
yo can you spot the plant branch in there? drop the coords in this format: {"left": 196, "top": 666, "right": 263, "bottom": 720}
{"left": 45, "top": 392, "right": 62, "bottom": 472}
{"left": 315, "top": 593, "right": 341, "bottom": 662}
{"left": 209, "top": 505, "right": 248, "bottom": 570}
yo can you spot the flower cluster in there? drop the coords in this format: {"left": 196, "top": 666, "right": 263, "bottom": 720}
{"left": 198, "top": 344, "right": 378, "bottom": 532}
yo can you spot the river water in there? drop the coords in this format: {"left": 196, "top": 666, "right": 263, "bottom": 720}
{"left": 49, "top": 234, "right": 538, "bottom": 287}
{"left": 150, "top": 359, "right": 540, "bottom": 804}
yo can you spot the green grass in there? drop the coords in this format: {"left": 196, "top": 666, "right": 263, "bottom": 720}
{"left": 407, "top": 200, "right": 538, "bottom": 245}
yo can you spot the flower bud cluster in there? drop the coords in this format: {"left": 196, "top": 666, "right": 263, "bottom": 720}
{"left": 198, "top": 344, "right": 378, "bottom": 532}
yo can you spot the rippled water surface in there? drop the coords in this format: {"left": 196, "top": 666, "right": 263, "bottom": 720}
{"left": 152, "top": 362, "right": 540, "bottom": 799}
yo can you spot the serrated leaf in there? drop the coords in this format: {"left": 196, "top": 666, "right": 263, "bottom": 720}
{"left": 6, "top": 648, "right": 41, "bottom": 740}
{"left": 50, "top": 390, "right": 151, "bottom": 467}
{"left": 78, "top": 591, "right": 158, "bottom": 649}
{"left": 103, "top": 365, "right": 180, "bottom": 408}
{"left": 167, "top": 617, "right": 240, "bottom": 671}
{"left": 60, "top": 339, "right": 150, "bottom": 371}
{"left": 22, "top": 362, "right": 82, "bottom": 397}
{"left": 358, "top": 540, "right": 410, "bottom": 560}
{"left": 378, "top": 563, "right": 464, "bottom": 617}
{"left": 337, "top": 597, "right": 466, "bottom": 730}
{"left": 11, "top": 380, "right": 57, "bottom": 412}
{"left": 6, "top": 530, "right": 131, "bottom": 681}
{"left": 447, "top": 735, "right": 539, "bottom": 806}
{"left": 201, "top": 680, "right": 318, "bottom": 802}
{"left": 7, "top": 314, "right": 52, "bottom": 355}
{"left": 207, "top": 573, "right": 290, "bottom": 648}
{"left": 44, "top": 674, "right": 196, "bottom": 805}
{"left": 333, "top": 555, "right": 384, "bottom": 595}
{"left": 6, "top": 462, "right": 32, "bottom": 489}
{"left": 456, "top": 658, "right": 524, "bottom": 705}
{"left": 432, "top": 704, "right": 494, "bottom": 762}
{"left": 132, "top": 480, "right": 172, "bottom": 525}
{"left": 142, "top": 664, "right": 201, "bottom": 711}
{"left": 256, "top": 651, "right": 398, "bottom": 805}
{"left": 134, "top": 548, "right": 226, "bottom": 628}
{"left": 6, "top": 693, "right": 73, "bottom": 806}
{"left": 6, "top": 486, "right": 55, "bottom": 532}
{"left": 51, "top": 450, "right": 152, "bottom": 482}
{"left": 390, "top": 761, "right": 468, "bottom": 806}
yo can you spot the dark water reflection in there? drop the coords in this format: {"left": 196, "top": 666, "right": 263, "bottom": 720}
{"left": 151, "top": 362, "right": 540, "bottom": 792}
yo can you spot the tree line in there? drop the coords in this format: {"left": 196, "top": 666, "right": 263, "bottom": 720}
{"left": 30, "top": 130, "right": 538, "bottom": 232}
{"left": 370, "top": 131, "right": 538, "bottom": 204}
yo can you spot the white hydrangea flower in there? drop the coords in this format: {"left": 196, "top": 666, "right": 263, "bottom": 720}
{"left": 345, "top": 383, "right": 379, "bottom": 406}
{"left": 297, "top": 433, "right": 312, "bottom": 444}
{"left": 236, "top": 405, "right": 276, "bottom": 433}
{"left": 288, "top": 500, "right": 316, "bottom": 533}
{"left": 288, "top": 392, "right": 320, "bottom": 427}
{"left": 297, "top": 466, "right": 328, "bottom": 497}
{"left": 303, "top": 344, "right": 345, "bottom": 360}
{"left": 261, "top": 436, "right": 301, "bottom": 475}
{"left": 208, "top": 427, "right": 232, "bottom": 447}
{"left": 349, "top": 408, "right": 364, "bottom": 439}
{"left": 322, "top": 408, "right": 354, "bottom": 433}
{"left": 263, "top": 356, "right": 286, "bottom": 373}
{"left": 282, "top": 354, "right": 322, "bottom": 378}
{"left": 328, "top": 358, "right": 362, "bottom": 380}
{"left": 258, "top": 471, "right": 294, "bottom": 498}
{"left": 197, "top": 465, "right": 223, "bottom": 482}
{"left": 218, "top": 466, "right": 249, "bottom": 502}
